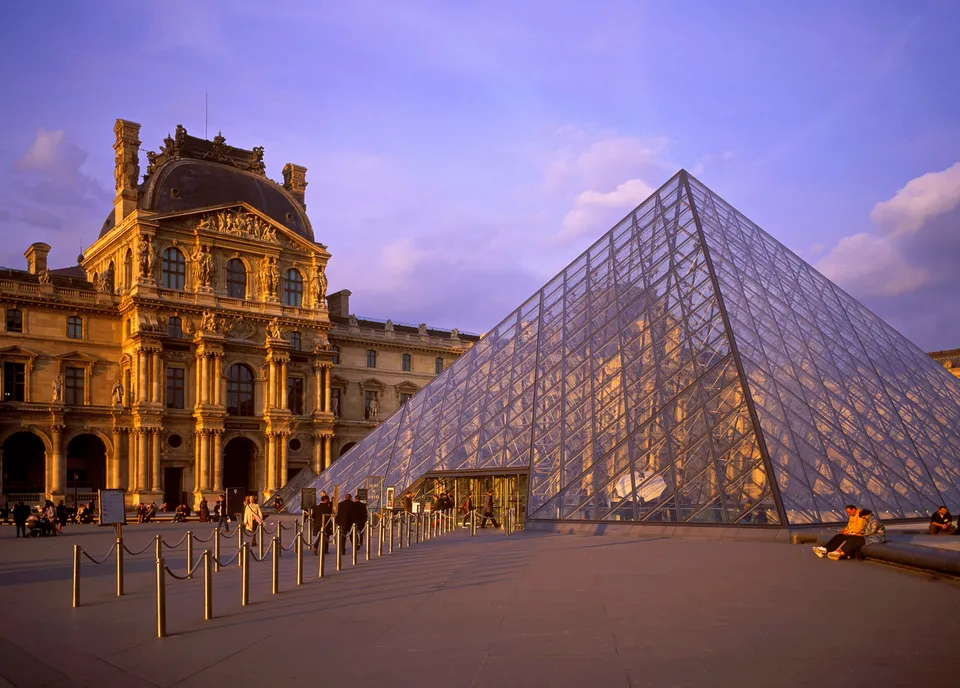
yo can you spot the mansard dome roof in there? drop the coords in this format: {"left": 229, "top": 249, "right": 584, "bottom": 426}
{"left": 100, "top": 126, "right": 314, "bottom": 241}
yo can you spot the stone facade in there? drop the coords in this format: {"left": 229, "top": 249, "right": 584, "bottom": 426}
{"left": 0, "top": 119, "right": 475, "bottom": 508}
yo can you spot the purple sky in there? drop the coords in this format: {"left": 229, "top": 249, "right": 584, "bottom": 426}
{"left": 2, "top": 1, "right": 959, "bottom": 349}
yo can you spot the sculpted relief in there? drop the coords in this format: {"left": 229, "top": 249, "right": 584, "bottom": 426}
{"left": 194, "top": 209, "right": 277, "bottom": 243}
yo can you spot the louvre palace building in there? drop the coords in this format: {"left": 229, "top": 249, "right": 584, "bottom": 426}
{"left": 0, "top": 120, "right": 477, "bottom": 508}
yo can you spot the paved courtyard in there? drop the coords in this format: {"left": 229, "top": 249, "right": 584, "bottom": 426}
{"left": 1, "top": 519, "right": 959, "bottom": 687}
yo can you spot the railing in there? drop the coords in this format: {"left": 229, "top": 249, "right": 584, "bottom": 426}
{"left": 69, "top": 510, "right": 488, "bottom": 638}
{"left": 5, "top": 492, "right": 43, "bottom": 506}
{"left": 0, "top": 280, "right": 39, "bottom": 294}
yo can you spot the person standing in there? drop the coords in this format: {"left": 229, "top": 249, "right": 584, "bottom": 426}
{"left": 353, "top": 495, "right": 369, "bottom": 548}
{"left": 12, "top": 500, "right": 30, "bottom": 537}
{"left": 199, "top": 498, "right": 210, "bottom": 522}
{"left": 215, "top": 495, "right": 230, "bottom": 534}
{"left": 335, "top": 494, "right": 355, "bottom": 555}
{"left": 244, "top": 496, "right": 264, "bottom": 534}
{"left": 56, "top": 500, "right": 68, "bottom": 534}
{"left": 312, "top": 494, "right": 334, "bottom": 555}
{"left": 480, "top": 490, "right": 500, "bottom": 529}
{"left": 403, "top": 492, "right": 413, "bottom": 513}
{"left": 460, "top": 492, "right": 474, "bottom": 527}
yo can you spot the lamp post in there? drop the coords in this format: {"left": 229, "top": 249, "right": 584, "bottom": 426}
{"left": 73, "top": 472, "right": 79, "bottom": 508}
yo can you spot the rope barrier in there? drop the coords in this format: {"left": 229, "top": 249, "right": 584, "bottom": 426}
{"left": 80, "top": 543, "right": 117, "bottom": 565}
{"left": 161, "top": 533, "right": 190, "bottom": 548}
{"left": 123, "top": 541, "right": 155, "bottom": 556}
{"left": 192, "top": 531, "right": 216, "bottom": 543}
{"left": 249, "top": 538, "right": 275, "bottom": 563}
{"left": 212, "top": 550, "right": 240, "bottom": 568}
{"left": 163, "top": 556, "right": 204, "bottom": 581}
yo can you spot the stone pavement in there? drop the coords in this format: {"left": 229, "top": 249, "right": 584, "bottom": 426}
{"left": 1, "top": 519, "right": 959, "bottom": 687}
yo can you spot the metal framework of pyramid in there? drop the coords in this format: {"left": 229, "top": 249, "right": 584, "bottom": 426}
{"left": 303, "top": 171, "right": 960, "bottom": 526}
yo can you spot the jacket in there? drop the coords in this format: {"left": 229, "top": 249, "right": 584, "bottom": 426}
{"left": 843, "top": 509, "right": 867, "bottom": 536}
{"left": 243, "top": 503, "right": 263, "bottom": 531}
{"left": 862, "top": 514, "right": 886, "bottom": 546}
{"left": 335, "top": 499, "right": 354, "bottom": 531}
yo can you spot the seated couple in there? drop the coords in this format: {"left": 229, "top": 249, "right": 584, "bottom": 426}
{"left": 813, "top": 504, "right": 885, "bottom": 561}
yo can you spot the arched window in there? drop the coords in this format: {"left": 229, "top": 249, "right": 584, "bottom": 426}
{"left": 283, "top": 269, "right": 303, "bottom": 307}
{"left": 161, "top": 248, "right": 186, "bottom": 290}
{"left": 435, "top": 357, "right": 444, "bottom": 374}
{"left": 123, "top": 250, "right": 133, "bottom": 290}
{"left": 226, "top": 259, "right": 246, "bottom": 299}
{"left": 6, "top": 308, "right": 22, "bottom": 333}
{"left": 401, "top": 353, "right": 412, "bottom": 372}
{"left": 67, "top": 315, "right": 83, "bottom": 339}
{"left": 168, "top": 316, "right": 182, "bottom": 339}
{"left": 226, "top": 364, "right": 255, "bottom": 416}
{"left": 288, "top": 331, "right": 301, "bottom": 351}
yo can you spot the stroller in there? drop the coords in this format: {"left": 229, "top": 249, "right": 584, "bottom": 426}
{"left": 26, "top": 514, "right": 56, "bottom": 537}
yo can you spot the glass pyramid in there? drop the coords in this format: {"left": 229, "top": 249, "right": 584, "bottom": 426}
{"left": 302, "top": 171, "right": 960, "bottom": 526}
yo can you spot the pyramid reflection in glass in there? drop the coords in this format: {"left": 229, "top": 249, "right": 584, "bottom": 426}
{"left": 303, "top": 171, "right": 960, "bottom": 526}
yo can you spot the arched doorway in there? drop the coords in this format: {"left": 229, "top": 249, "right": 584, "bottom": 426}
{"left": 66, "top": 434, "right": 106, "bottom": 505}
{"left": 2, "top": 431, "right": 46, "bottom": 499}
{"left": 339, "top": 442, "right": 357, "bottom": 458}
{"left": 223, "top": 437, "right": 257, "bottom": 496}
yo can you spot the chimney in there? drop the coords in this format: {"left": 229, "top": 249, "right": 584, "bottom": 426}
{"left": 113, "top": 119, "right": 141, "bottom": 225}
{"left": 282, "top": 163, "right": 308, "bottom": 208}
{"left": 24, "top": 242, "right": 51, "bottom": 275}
{"left": 327, "top": 289, "right": 351, "bottom": 318}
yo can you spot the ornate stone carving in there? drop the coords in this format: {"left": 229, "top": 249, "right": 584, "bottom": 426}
{"left": 266, "top": 318, "right": 284, "bottom": 340}
{"left": 384, "top": 319, "right": 394, "bottom": 332}
{"left": 418, "top": 323, "right": 428, "bottom": 336}
{"left": 313, "top": 266, "right": 327, "bottom": 308}
{"left": 194, "top": 208, "right": 277, "bottom": 243}
{"left": 191, "top": 243, "right": 213, "bottom": 289}
{"left": 450, "top": 328, "right": 459, "bottom": 340}
{"left": 257, "top": 256, "right": 279, "bottom": 299}
{"left": 37, "top": 268, "right": 51, "bottom": 285}
{"left": 112, "top": 380, "right": 124, "bottom": 406}
{"left": 138, "top": 235, "right": 156, "bottom": 278}
{"left": 199, "top": 310, "right": 229, "bottom": 335}
{"left": 52, "top": 374, "right": 63, "bottom": 403}
{"left": 230, "top": 318, "right": 257, "bottom": 341}
{"left": 348, "top": 314, "right": 359, "bottom": 328}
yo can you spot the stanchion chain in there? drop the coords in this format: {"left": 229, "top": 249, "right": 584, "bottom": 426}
{"left": 123, "top": 540, "right": 155, "bottom": 556}
{"left": 163, "top": 557, "right": 204, "bottom": 581}
{"left": 248, "top": 538, "right": 275, "bottom": 562}
{"left": 212, "top": 550, "right": 241, "bottom": 568}
{"left": 161, "top": 533, "right": 190, "bottom": 548}
{"left": 192, "top": 530, "right": 217, "bottom": 543}
{"left": 79, "top": 543, "right": 118, "bottom": 565}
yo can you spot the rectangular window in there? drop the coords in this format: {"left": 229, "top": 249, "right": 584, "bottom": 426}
{"left": 67, "top": 316, "right": 83, "bottom": 339}
{"left": 166, "top": 368, "right": 185, "bottom": 409}
{"left": 399, "top": 392, "right": 412, "bottom": 405}
{"left": 3, "top": 361, "right": 25, "bottom": 402}
{"left": 331, "top": 346, "right": 340, "bottom": 364}
{"left": 435, "top": 357, "right": 444, "bottom": 375}
{"left": 401, "top": 353, "right": 411, "bottom": 372}
{"left": 65, "top": 366, "right": 85, "bottom": 406}
{"left": 366, "top": 350, "right": 377, "bottom": 368}
{"left": 287, "top": 377, "right": 304, "bottom": 415}
{"left": 168, "top": 316, "right": 182, "bottom": 339}
{"left": 6, "top": 309, "right": 22, "bottom": 333}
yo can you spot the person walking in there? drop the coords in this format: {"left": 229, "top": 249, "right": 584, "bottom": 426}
{"left": 460, "top": 492, "right": 474, "bottom": 527}
{"left": 56, "top": 500, "right": 68, "bottom": 534}
{"left": 335, "top": 494, "right": 355, "bottom": 555}
{"left": 480, "top": 490, "right": 500, "bottom": 529}
{"left": 244, "top": 495, "right": 264, "bottom": 534}
{"left": 403, "top": 492, "right": 413, "bottom": 513}
{"left": 353, "top": 495, "right": 369, "bottom": 548}
{"left": 215, "top": 495, "right": 230, "bottom": 533}
{"left": 12, "top": 500, "right": 30, "bottom": 537}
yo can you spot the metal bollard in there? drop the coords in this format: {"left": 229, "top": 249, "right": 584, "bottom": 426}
{"left": 72, "top": 545, "right": 81, "bottom": 608}
{"left": 398, "top": 514, "right": 404, "bottom": 550}
{"left": 237, "top": 527, "right": 243, "bottom": 568}
{"left": 277, "top": 523, "right": 283, "bottom": 559}
{"left": 156, "top": 534, "right": 163, "bottom": 562}
{"left": 471, "top": 510, "right": 476, "bottom": 537}
{"left": 241, "top": 543, "right": 250, "bottom": 606}
{"left": 214, "top": 529, "right": 221, "bottom": 573}
{"left": 203, "top": 550, "right": 213, "bottom": 620}
{"left": 335, "top": 527, "right": 343, "bottom": 572}
{"left": 319, "top": 531, "right": 327, "bottom": 578}
{"left": 296, "top": 534, "right": 303, "bottom": 585}
{"left": 257, "top": 526, "right": 264, "bottom": 560}
{"left": 186, "top": 531, "right": 194, "bottom": 578}
{"left": 351, "top": 527, "right": 358, "bottom": 566}
{"left": 365, "top": 522, "right": 371, "bottom": 562}
{"left": 116, "top": 535, "right": 124, "bottom": 595}
{"left": 156, "top": 557, "right": 166, "bottom": 638}
{"left": 388, "top": 514, "right": 394, "bottom": 554}
{"left": 378, "top": 517, "right": 384, "bottom": 557}
{"left": 272, "top": 537, "right": 280, "bottom": 595}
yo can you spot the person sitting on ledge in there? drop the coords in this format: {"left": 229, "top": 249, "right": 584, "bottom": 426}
{"left": 929, "top": 506, "right": 955, "bottom": 535}
{"left": 813, "top": 504, "right": 866, "bottom": 558}
{"left": 825, "top": 509, "right": 886, "bottom": 560}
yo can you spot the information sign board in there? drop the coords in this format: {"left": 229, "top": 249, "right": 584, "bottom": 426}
{"left": 301, "top": 487, "right": 317, "bottom": 511}
{"left": 226, "top": 487, "right": 245, "bottom": 516}
{"left": 356, "top": 488, "right": 368, "bottom": 503}
{"left": 385, "top": 486, "right": 395, "bottom": 510}
{"left": 98, "top": 489, "right": 126, "bottom": 525}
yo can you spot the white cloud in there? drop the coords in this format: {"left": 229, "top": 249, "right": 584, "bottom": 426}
{"left": 869, "top": 161, "right": 960, "bottom": 235}
{"left": 561, "top": 178, "right": 654, "bottom": 240}
{"left": 14, "top": 129, "right": 89, "bottom": 180}
{"left": 816, "top": 231, "right": 928, "bottom": 297}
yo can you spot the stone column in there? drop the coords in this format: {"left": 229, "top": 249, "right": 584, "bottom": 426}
{"left": 137, "top": 430, "right": 148, "bottom": 492}
{"left": 138, "top": 350, "right": 148, "bottom": 403}
{"left": 50, "top": 425, "right": 64, "bottom": 495}
{"left": 280, "top": 361, "right": 289, "bottom": 410}
{"left": 127, "top": 432, "right": 137, "bottom": 491}
{"left": 151, "top": 352, "right": 161, "bottom": 403}
{"left": 323, "top": 435, "right": 333, "bottom": 471}
{"left": 265, "top": 433, "right": 276, "bottom": 493}
{"left": 199, "top": 431, "right": 209, "bottom": 491}
{"left": 279, "top": 435, "right": 288, "bottom": 488}
{"left": 213, "top": 431, "right": 223, "bottom": 491}
{"left": 313, "top": 365, "right": 322, "bottom": 413}
{"left": 267, "top": 361, "right": 276, "bottom": 409}
{"left": 151, "top": 430, "right": 161, "bottom": 492}
{"left": 194, "top": 356, "right": 203, "bottom": 408}
{"left": 111, "top": 428, "right": 123, "bottom": 489}
{"left": 312, "top": 434, "right": 323, "bottom": 474}
{"left": 324, "top": 365, "right": 331, "bottom": 412}
{"left": 213, "top": 358, "right": 222, "bottom": 406}
{"left": 193, "top": 430, "right": 200, "bottom": 493}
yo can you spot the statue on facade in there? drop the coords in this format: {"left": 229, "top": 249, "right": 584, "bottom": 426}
{"left": 268, "top": 257, "right": 279, "bottom": 295}
{"left": 199, "top": 310, "right": 227, "bottom": 334}
{"left": 258, "top": 257, "right": 279, "bottom": 298}
{"left": 112, "top": 380, "right": 124, "bottom": 406}
{"left": 367, "top": 397, "right": 379, "bottom": 421}
{"left": 313, "top": 267, "right": 328, "bottom": 308}
{"left": 192, "top": 243, "right": 213, "bottom": 288}
{"left": 450, "top": 327, "right": 459, "bottom": 339}
{"left": 384, "top": 319, "right": 394, "bottom": 333}
{"left": 37, "top": 268, "right": 51, "bottom": 285}
{"left": 418, "top": 323, "right": 428, "bottom": 336}
{"left": 266, "top": 318, "right": 284, "bottom": 340}
{"left": 348, "top": 314, "right": 359, "bottom": 328}
{"left": 138, "top": 235, "right": 156, "bottom": 278}
{"left": 52, "top": 374, "right": 63, "bottom": 403}
{"left": 331, "top": 393, "right": 340, "bottom": 418}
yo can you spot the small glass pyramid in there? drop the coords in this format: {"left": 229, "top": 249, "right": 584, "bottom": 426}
{"left": 303, "top": 171, "right": 960, "bottom": 526}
